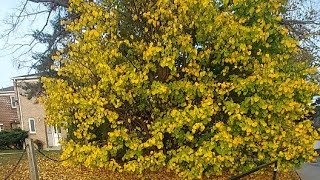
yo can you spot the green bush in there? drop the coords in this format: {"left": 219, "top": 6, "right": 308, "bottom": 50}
{"left": 0, "top": 128, "right": 28, "bottom": 149}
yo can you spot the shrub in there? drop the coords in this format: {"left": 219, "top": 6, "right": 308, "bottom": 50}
{"left": 43, "top": 0, "right": 320, "bottom": 179}
{"left": 0, "top": 128, "right": 28, "bottom": 149}
{"left": 34, "top": 139, "right": 44, "bottom": 150}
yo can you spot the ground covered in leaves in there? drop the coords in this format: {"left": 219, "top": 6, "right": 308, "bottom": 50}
{"left": 0, "top": 151, "right": 301, "bottom": 180}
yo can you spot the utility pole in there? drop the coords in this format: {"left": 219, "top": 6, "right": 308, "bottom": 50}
{"left": 25, "top": 138, "right": 39, "bottom": 180}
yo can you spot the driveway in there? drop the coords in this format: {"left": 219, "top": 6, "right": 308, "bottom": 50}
{"left": 297, "top": 157, "right": 320, "bottom": 180}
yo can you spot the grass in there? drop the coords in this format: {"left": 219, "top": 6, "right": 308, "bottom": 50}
{"left": 0, "top": 150, "right": 25, "bottom": 166}
{"left": 0, "top": 149, "right": 24, "bottom": 153}
{"left": 0, "top": 150, "right": 301, "bottom": 180}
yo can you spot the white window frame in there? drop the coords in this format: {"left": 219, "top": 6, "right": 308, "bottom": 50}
{"left": 28, "top": 118, "right": 36, "bottom": 134}
{"left": 0, "top": 123, "right": 3, "bottom": 132}
{"left": 10, "top": 96, "right": 16, "bottom": 108}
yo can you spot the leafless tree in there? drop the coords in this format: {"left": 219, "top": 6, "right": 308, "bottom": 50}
{"left": 0, "top": 0, "right": 69, "bottom": 72}
{"left": 283, "top": 0, "right": 320, "bottom": 63}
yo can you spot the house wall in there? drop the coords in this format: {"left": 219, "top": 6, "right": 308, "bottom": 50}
{"left": 0, "top": 92, "right": 19, "bottom": 131}
{"left": 14, "top": 78, "right": 66, "bottom": 149}
{"left": 20, "top": 95, "right": 48, "bottom": 148}
{"left": 15, "top": 79, "right": 48, "bottom": 148}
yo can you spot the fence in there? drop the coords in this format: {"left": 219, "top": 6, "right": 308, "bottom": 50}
{"left": 3, "top": 148, "right": 26, "bottom": 180}
{"left": 3, "top": 138, "right": 70, "bottom": 180}
{"left": 3, "top": 141, "right": 302, "bottom": 180}
{"left": 229, "top": 161, "right": 278, "bottom": 180}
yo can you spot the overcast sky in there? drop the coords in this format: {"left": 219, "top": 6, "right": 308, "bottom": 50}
{"left": 0, "top": 0, "right": 46, "bottom": 88}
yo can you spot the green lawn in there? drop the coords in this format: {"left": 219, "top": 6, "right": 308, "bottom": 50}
{"left": 0, "top": 149, "right": 61, "bottom": 166}
{"left": 0, "top": 150, "right": 26, "bottom": 166}
{"left": 0, "top": 149, "right": 23, "bottom": 153}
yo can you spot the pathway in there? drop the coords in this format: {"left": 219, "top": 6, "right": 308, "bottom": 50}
{"left": 298, "top": 157, "right": 320, "bottom": 180}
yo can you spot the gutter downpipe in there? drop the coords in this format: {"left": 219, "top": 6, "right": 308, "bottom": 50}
{"left": 14, "top": 79, "right": 24, "bottom": 130}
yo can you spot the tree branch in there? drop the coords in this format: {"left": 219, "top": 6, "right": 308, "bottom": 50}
{"left": 28, "top": 0, "right": 69, "bottom": 8}
{"left": 282, "top": 19, "right": 320, "bottom": 25}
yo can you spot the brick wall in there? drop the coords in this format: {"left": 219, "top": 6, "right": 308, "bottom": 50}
{"left": 15, "top": 78, "right": 67, "bottom": 149}
{"left": 15, "top": 80, "right": 49, "bottom": 148}
{"left": 0, "top": 93, "right": 19, "bottom": 131}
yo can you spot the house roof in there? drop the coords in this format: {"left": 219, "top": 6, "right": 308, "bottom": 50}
{"left": 12, "top": 74, "right": 40, "bottom": 81}
{"left": 0, "top": 86, "right": 14, "bottom": 92}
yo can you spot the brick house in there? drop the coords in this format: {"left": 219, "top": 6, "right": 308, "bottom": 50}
{"left": 0, "top": 86, "right": 19, "bottom": 131}
{"left": 13, "top": 74, "right": 65, "bottom": 149}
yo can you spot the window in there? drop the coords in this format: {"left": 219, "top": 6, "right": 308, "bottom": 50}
{"left": 10, "top": 96, "right": 16, "bottom": 108}
{"left": 0, "top": 123, "right": 3, "bottom": 132}
{"left": 54, "top": 126, "right": 61, "bottom": 134}
{"left": 28, "top": 118, "right": 36, "bottom": 134}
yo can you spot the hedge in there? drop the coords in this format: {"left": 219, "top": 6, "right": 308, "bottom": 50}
{"left": 0, "top": 128, "right": 28, "bottom": 150}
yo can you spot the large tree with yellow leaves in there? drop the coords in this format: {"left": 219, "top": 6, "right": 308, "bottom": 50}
{"left": 43, "top": 0, "right": 319, "bottom": 178}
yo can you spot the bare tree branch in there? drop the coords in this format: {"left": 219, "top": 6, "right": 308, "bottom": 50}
{"left": 282, "top": 19, "right": 320, "bottom": 25}
{"left": 19, "top": 10, "right": 51, "bottom": 17}
{"left": 28, "top": 0, "right": 69, "bottom": 8}
{"left": 0, "top": 0, "right": 71, "bottom": 71}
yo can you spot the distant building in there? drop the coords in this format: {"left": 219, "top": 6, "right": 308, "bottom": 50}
{"left": 13, "top": 74, "right": 65, "bottom": 149}
{"left": 0, "top": 86, "right": 19, "bottom": 131}
{"left": 311, "top": 96, "right": 320, "bottom": 150}
{"left": 312, "top": 96, "right": 320, "bottom": 128}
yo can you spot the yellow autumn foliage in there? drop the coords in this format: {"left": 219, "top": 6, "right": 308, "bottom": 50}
{"left": 43, "top": 0, "right": 319, "bottom": 179}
